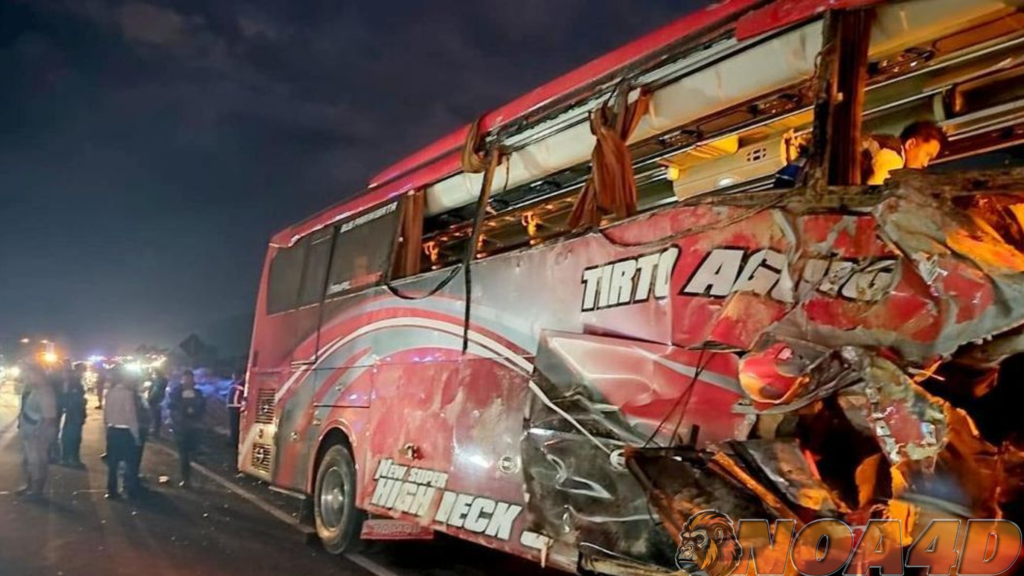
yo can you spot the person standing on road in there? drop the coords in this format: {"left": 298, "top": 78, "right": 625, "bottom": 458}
{"left": 147, "top": 368, "right": 168, "bottom": 438}
{"left": 169, "top": 370, "right": 205, "bottom": 488}
{"left": 103, "top": 369, "right": 142, "bottom": 500}
{"left": 131, "top": 375, "right": 151, "bottom": 492}
{"left": 16, "top": 363, "right": 58, "bottom": 500}
{"left": 227, "top": 371, "right": 245, "bottom": 453}
{"left": 94, "top": 367, "right": 107, "bottom": 410}
{"left": 46, "top": 365, "right": 67, "bottom": 464}
{"left": 60, "top": 363, "right": 88, "bottom": 468}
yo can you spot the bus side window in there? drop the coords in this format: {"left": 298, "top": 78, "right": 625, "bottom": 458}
{"left": 324, "top": 202, "right": 401, "bottom": 299}
{"left": 419, "top": 208, "right": 474, "bottom": 274}
{"left": 475, "top": 192, "right": 576, "bottom": 258}
{"left": 266, "top": 238, "right": 308, "bottom": 315}
{"left": 297, "top": 228, "right": 333, "bottom": 308}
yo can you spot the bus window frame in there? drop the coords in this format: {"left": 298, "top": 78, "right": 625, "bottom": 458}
{"left": 321, "top": 200, "right": 402, "bottom": 304}
{"left": 265, "top": 237, "right": 310, "bottom": 317}
{"left": 295, "top": 227, "right": 335, "bottom": 311}
{"left": 264, "top": 200, "right": 404, "bottom": 320}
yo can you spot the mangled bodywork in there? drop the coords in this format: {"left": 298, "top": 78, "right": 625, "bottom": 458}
{"left": 244, "top": 167, "right": 1024, "bottom": 574}
{"left": 523, "top": 168, "right": 1024, "bottom": 572}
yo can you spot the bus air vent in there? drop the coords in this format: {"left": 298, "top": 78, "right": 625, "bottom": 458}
{"left": 251, "top": 443, "right": 273, "bottom": 473}
{"left": 255, "top": 389, "right": 276, "bottom": 424}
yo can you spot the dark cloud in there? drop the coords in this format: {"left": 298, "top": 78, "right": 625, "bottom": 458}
{"left": 0, "top": 0, "right": 690, "bottom": 355}
{"left": 116, "top": 3, "right": 190, "bottom": 45}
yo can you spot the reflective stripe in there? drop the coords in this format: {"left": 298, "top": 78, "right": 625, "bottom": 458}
{"left": 228, "top": 384, "right": 245, "bottom": 408}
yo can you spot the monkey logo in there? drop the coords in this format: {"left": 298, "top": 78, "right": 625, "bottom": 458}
{"left": 675, "top": 510, "right": 742, "bottom": 576}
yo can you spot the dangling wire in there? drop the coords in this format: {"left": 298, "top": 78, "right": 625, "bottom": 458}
{"left": 641, "top": 344, "right": 714, "bottom": 449}
{"left": 386, "top": 264, "right": 461, "bottom": 300}
{"left": 461, "top": 149, "right": 505, "bottom": 353}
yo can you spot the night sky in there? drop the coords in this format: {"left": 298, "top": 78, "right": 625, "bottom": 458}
{"left": 0, "top": 0, "right": 693, "bottom": 356}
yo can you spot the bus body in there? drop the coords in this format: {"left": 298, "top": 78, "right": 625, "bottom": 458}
{"left": 242, "top": 0, "right": 1024, "bottom": 572}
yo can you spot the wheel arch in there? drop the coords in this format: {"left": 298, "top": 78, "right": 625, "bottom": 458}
{"left": 308, "top": 423, "right": 356, "bottom": 495}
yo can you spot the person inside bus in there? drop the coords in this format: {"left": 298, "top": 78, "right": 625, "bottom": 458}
{"left": 862, "top": 120, "right": 947, "bottom": 185}
{"left": 774, "top": 121, "right": 946, "bottom": 188}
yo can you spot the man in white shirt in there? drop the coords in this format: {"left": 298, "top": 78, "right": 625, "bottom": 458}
{"left": 863, "top": 120, "right": 947, "bottom": 185}
{"left": 17, "top": 363, "right": 58, "bottom": 500}
{"left": 103, "top": 369, "right": 141, "bottom": 499}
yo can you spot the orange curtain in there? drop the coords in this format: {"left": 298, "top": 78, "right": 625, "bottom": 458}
{"left": 568, "top": 85, "right": 651, "bottom": 230}
{"left": 392, "top": 190, "right": 425, "bottom": 279}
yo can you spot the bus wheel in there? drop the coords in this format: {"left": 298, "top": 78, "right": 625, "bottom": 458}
{"left": 314, "top": 444, "right": 365, "bottom": 554}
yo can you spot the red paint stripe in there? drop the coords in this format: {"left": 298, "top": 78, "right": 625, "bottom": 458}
{"left": 276, "top": 315, "right": 529, "bottom": 404}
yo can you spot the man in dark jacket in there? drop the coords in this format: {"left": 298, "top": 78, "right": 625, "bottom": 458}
{"left": 47, "top": 366, "right": 67, "bottom": 464}
{"left": 130, "top": 375, "right": 150, "bottom": 493}
{"left": 227, "top": 371, "right": 245, "bottom": 452}
{"left": 168, "top": 370, "right": 205, "bottom": 488}
{"left": 94, "top": 368, "right": 108, "bottom": 410}
{"left": 60, "top": 363, "right": 88, "bottom": 468}
{"left": 147, "top": 369, "right": 168, "bottom": 438}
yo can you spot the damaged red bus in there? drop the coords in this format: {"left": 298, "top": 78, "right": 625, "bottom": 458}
{"left": 242, "top": 0, "right": 1024, "bottom": 573}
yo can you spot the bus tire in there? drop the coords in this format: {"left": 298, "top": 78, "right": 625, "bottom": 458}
{"left": 314, "top": 443, "right": 365, "bottom": 554}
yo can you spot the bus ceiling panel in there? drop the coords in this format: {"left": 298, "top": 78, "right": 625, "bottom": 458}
{"left": 868, "top": 0, "right": 1017, "bottom": 59}
{"left": 862, "top": 39, "right": 1024, "bottom": 121}
{"left": 733, "top": 0, "right": 1014, "bottom": 43}
{"left": 944, "top": 99, "right": 1024, "bottom": 141}
{"left": 499, "top": 35, "right": 741, "bottom": 152}
{"left": 937, "top": 124, "right": 1024, "bottom": 165}
{"left": 499, "top": 27, "right": 804, "bottom": 156}
{"left": 932, "top": 10, "right": 1024, "bottom": 55}
{"left": 868, "top": 23, "right": 1024, "bottom": 95}
{"left": 630, "top": 21, "right": 821, "bottom": 141}
{"left": 952, "top": 66, "right": 1024, "bottom": 117}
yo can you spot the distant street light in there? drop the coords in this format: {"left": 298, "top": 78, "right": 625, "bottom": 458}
{"left": 19, "top": 338, "right": 30, "bottom": 344}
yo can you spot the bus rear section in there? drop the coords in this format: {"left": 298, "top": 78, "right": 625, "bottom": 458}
{"left": 241, "top": 1, "right": 1024, "bottom": 574}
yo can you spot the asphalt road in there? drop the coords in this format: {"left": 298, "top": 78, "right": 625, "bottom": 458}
{"left": 0, "top": 386, "right": 562, "bottom": 576}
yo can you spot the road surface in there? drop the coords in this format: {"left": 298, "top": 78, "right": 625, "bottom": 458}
{"left": 0, "top": 386, "right": 562, "bottom": 576}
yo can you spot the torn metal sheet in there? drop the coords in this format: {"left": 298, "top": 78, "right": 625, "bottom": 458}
{"left": 726, "top": 439, "right": 847, "bottom": 517}
{"left": 735, "top": 336, "right": 865, "bottom": 412}
{"left": 522, "top": 331, "right": 751, "bottom": 570}
{"left": 857, "top": 355, "right": 947, "bottom": 465}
